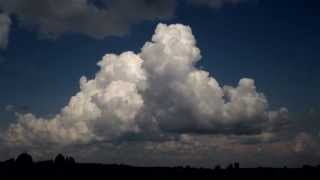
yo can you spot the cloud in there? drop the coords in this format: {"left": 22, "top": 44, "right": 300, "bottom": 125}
{"left": 0, "top": 0, "right": 256, "bottom": 48}
{"left": 293, "top": 132, "right": 319, "bottom": 153}
{"left": 5, "top": 104, "right": 30, "bottom": 112}
{"left": 0, "top": 0, "right": 175, "bottom": 39}
{"left": 143, "top": 132, "right": 320, "bottom": 167}
{"left": 189, "top": 0, "right": 252, "bottom": 8}
{"left": 5, "top": 23, "right": 288, "bottom": 148}
{"left": 5, "top": 105, "right": 14, "bottom": 111}
{"left": 0, "top": 13, "right": 10, "bottom": 49}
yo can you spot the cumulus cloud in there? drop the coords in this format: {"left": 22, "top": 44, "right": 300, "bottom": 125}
{"left": 0, "top": 0, "right": 175, "bottom": 39}
{"left": 189, "top": 0, "right": 252, "bottom": 8}
{"left": 0, "top": 13, "right": 10, "bottom": 49}
{"left": 5, "top": 23, "right": 288, "bottom": 147}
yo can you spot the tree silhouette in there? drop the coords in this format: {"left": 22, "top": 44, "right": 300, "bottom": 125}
{"left": 226, "top": 164, "right": 234, "bottom": 170}
{"left": 214, "top": 165, "right": 221, "bottom": 171}
{"left": 234, "top": 162, "right": 240, "bottom": 169}
{"left": 54, "top": 154, "right": 65, "bottom": 165}
{"left": 0, "top": 153, "right": 319, "bottom": 178}
{"left": 16, "top": 153, "right": 33, "bottom": 166}
{"left": 66, "top": 156, "right": 75, "bottom": 165}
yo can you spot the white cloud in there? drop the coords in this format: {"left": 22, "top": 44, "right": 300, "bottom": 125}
{"left": 5, "top": 23, "right": 288, "bottom": 147}
{"left": 0, "top": 13, "right": 10, "bottom": 49}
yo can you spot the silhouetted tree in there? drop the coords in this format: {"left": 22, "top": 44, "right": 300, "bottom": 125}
{"left": 3, "top": 158, "right": 15, "bottom": 166}
{"left": 226, "top": 164, "right": 234, "bottom": 170}
{"left": 66, "top": 156, "right": 76, "bottom": 165}
{"left": 54, "top": 154, "right": 65, "bottom": 165}
{"left": 234, "top": 162, "right": 240, "bottom": 169}
{"left": 16, "top": 153, "right": 33, "bottom": 166}
{"left": 214, "top": 165, "right": 221, "bottom": 171}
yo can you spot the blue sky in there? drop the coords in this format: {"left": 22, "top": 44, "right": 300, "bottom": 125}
{"left": 1, "top": 0, "right": 319, "bottom": 124}
{"left": 0, "top": 0, "right": 319, "bottom": 166}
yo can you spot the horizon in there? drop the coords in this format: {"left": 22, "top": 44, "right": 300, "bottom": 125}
{"left": 2, "top": 152, "right": 320, "bottom": 169}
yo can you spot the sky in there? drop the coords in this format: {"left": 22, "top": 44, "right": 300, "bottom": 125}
{"left": 0, "top": 0, "right": 319, "bottom": 168}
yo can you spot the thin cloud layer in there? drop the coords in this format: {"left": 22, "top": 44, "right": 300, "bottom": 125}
{"left": 190, "top": 0, "right": 252, "bottom": 8}
{"left": 5, "top": 23, "right": 288, "bottom": 147}
{"left": 0, "top": 0, "right": 255, "bottom": 49}
{"left": 0, "top": 0, "right": 175, "bottom": 39}
{"left": 0, "top": 13, "right": 10, "bottom": 49}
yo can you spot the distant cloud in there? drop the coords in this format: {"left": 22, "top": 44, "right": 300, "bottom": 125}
{"left": 189, "top": 0, "right": 252, "bottom": 8}
{"left": 5, "top": 104, "right": 29, "bottom": 113}
{"left": 0, "top": 0, "right": 258, "bottom": 49}
{"left": 5, "top": 105, "right": 14, "bottom": 111}
{"left": 0, "top": 13, "right": 10, "bottom": 49}
{"left": 5, "top": 23, "right": 288, "bottom": 147}
{"left": 0, "top": 0, "right": 175, "bottom": 39}
{"left": 293, "top": 132, "right": 318, "bottom": 153}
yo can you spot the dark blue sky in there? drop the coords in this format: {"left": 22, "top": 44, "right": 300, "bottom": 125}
{"left": 0, "top": 0, "right": 320, "bottom": 167}
{"left": 1, "top": 0, "right": 319, "bottom": 128}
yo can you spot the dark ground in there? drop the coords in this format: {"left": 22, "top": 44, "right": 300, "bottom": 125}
{"left": 0, "top": 153, "right": 319, "bottom": 179}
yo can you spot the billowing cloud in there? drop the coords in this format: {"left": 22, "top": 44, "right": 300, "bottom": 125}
{"left": 189, "top": 0, "right": 252, "bottom": 8}
{"left": 0, "top": 13, "right": 10, "bottom": 49}
{"left": 0, "top": 0, "right": 175, "bottom": 39}
{"left": 5, "top": 23, "right": 288, "bottom": 147}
